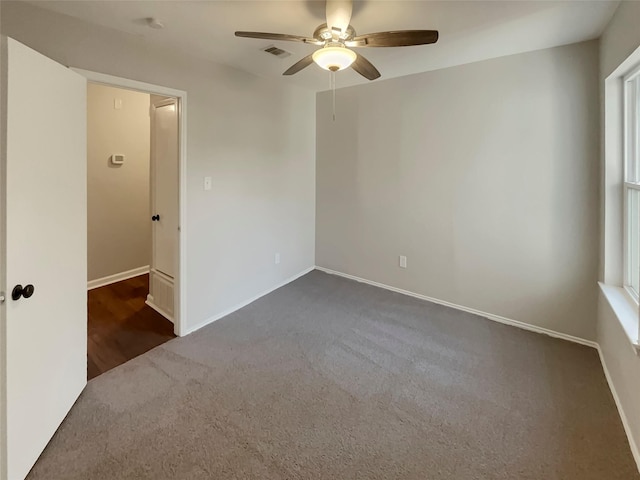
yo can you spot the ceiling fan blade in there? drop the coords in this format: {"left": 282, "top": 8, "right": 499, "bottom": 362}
{"left": 346, "top": 30, "right": 439, "bottom": 47}
{"left": 283, "top": 54, "right": 315, "bottom": 76}
{"left": 326, "top": 0, "right": 353, "bottom": 36}
{"left": 235, "top": 31, "right": 322, "bottom": 45}
{"left": 351, "top": 53, "right": 381, "bottom": 81}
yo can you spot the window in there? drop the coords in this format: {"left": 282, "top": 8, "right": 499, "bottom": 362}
{"left": 602, "top": 49, "right": 640, "bottom": 349}
{"left": 624, "top": 67, "right": 640, "bottom": 301}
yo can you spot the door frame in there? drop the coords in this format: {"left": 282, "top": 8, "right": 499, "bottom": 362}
{"left": 74, "top": 68, "right": 188, "bottom": 337}
{"left": 0, "top": 35, "right": 8, "bottom": 480}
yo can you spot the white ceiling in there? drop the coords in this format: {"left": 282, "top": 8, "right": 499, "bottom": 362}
{"left": 28, "top": 0, "right": 620, "bottom": 92}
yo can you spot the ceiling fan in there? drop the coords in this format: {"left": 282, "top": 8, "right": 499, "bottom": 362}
{"left": 235, "top": 0, "right": 439, "bottom": 81}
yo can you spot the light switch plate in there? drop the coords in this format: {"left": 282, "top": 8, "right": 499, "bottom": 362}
{"left": 204, "top": 176, "right": 212, "bottom": 191}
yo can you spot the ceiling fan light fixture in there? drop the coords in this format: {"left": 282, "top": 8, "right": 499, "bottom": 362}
{"left": 312, "top": 45, "right": 356, "bottom": 72}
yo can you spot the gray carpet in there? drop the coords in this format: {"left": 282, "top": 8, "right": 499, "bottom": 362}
{"left": 28, "top": 270, "right": 638, "bottom": 479}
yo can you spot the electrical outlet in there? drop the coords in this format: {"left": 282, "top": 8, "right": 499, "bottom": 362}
{"left": 399, "top": 255, "right": 407, "bottom": 269}
{"left": 275, "top": 253, "right": 281, "bottom": 265}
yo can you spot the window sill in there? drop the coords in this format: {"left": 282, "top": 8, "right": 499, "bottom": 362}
{"left": 599, "top": 282, "right": 640, "bottom": 355}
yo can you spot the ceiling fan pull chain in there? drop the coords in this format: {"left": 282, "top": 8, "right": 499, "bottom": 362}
{"left": 331, "top": 70, "right": 336, "bottom": 122}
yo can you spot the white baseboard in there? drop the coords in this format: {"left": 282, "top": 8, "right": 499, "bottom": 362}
{"left": 146, "top": 295, "right": 174, "bottom": 324}
{"left": 87, "top": 265, "right": 150, "bottom": 290}
{"left": 184, "top": 266, "right": 315, "bottom": 336}
{"left": 315, "top": 266, "right": 598, "bottom": 349}
{"left": 597, "top": 346, "right": 640, "bottom": 472}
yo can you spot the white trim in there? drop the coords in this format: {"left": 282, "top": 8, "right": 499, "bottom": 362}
{"left": 184, "top": 267, "right": 315, "bottom": 336}
{"left": 623, "top": 69, "right": 640, "bottom": 300}
{"left": 0, "top": 35, "right": 8, "bottom": 480}
{"left": 72, "top": 68, "right": 188, "bottom": 337}
{"left": 145, "top": 294, "right": 174, "bottom": 323}
{"left": 176, "top": 86, "right": 188, "bottom": 337}
{"left": 597, "top": 345, "right": 640, "bottom": 472}
{"left": 70, "top": 68, "right": 185, "bottom": 98}
{"left": 87, "top": 266, "right": 149, "bottom": 290}
{"left": 623, "top": 62, "right": 640, "bottom": 85}
{"left": 598, "top": 282, "right": 640, "bottom": 354}
{"left": 315, "top": 267, "right": 598, "bottom": 349}
{"left": 150, "top": 267, "right": 173, "bottom": 283}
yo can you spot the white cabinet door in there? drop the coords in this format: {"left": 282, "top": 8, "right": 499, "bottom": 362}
{"left": 151, "top": 99, "right": 178, "bottom": 278}
{"left": 2, "top": 38, "right": 87, "bottom": 480}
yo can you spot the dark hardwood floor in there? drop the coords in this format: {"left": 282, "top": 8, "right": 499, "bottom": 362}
{"left": 88, "top": 274, "right": 176, "bottom": 380}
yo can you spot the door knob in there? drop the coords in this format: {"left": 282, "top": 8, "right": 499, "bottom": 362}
{"left": 12, "top": 284, "right": 35, "bottom": 301}
{"left": 151, "top": 214, "right": 160, "bottom": 221}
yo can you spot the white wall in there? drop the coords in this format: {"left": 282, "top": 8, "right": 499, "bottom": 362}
{"left": 0, "top": 1, "right": 316, "bottom": 332}
{"left": 316, "top": 40, "right": 600, "bottom": 341}
{"left": 87, "top": 84, "right": 150, "bottom": 282}
{"left": 598, "top": 0, "right": 640, "bottom": 469}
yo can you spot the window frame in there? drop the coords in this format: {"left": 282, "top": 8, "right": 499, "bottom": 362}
{"left": 623, "top": 65, "right": 640, "bottom": 303}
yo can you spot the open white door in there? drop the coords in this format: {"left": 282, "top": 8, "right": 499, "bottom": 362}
{"left": 151, "top": 98, "right": 178, "bottom": 279}
{"left": 1, "top": 38, "right": 87, "bottom": 480}
{"left": 147, "top": 98, "right": 178, "bottom": 321}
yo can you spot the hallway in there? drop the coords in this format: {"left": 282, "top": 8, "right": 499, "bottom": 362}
{"left": 87, "top": 274, "right": 175, "bottom": 379}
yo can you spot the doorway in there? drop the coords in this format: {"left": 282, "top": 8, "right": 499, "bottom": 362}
{"left": 1, "top": 39, "right": 189, "bottom": 479}
{"left": 81, "top": 73, "right": 187, "bottom": 379}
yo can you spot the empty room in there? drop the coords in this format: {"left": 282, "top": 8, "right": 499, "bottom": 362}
{"left": 1, "top": 1, "right": 640, "bottom": 479}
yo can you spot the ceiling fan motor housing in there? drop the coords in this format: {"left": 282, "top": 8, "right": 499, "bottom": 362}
{"left": 313, "top": 23, "right": 356, "bottom": 43}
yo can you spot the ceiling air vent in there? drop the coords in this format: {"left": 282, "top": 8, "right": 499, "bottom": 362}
{"left": 262, "top": 45, "right": 291, "bottom": 59}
